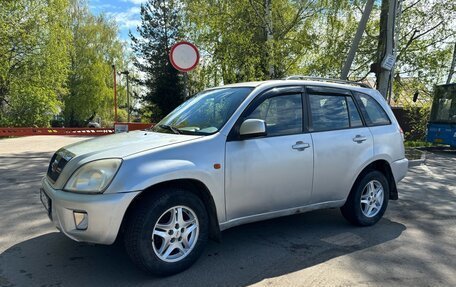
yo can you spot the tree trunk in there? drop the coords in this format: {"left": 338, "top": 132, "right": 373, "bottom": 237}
{"left": 264, "top": 0, "right": 274, "bottom": 78}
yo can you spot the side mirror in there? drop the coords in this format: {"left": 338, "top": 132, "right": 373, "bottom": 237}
{"left": 239, "top": 119, "right": 266, "bottom": 138}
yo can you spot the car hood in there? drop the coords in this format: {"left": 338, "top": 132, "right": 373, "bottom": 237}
{"left": 63, "top": 130, "right": 201, "bottom": 159}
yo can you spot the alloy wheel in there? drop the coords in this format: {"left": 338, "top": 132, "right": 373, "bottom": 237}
{"left": 152, "top": 206, "right": 199, "bottom": 263}
{"left": 360, "top": 180, "right": 384, "bottom": 218}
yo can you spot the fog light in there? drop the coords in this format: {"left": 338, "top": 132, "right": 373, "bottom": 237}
{"left": 73, "top": 211, "right": 88, "bottom": 230}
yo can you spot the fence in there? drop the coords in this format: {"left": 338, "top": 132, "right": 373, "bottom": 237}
{"left": 0, "top": 127, "right": 115, "bottom": 137}
{"left": 0, "top": 123, "right": 154, "bottom": 137}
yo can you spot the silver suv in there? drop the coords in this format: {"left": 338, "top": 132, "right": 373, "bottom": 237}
{"left": 40, "top": 79, "right": 408, "bottom": 275}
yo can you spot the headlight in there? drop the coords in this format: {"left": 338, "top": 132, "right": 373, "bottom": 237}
{"left": 64, "top": 159, "right": 122, "bottom": 193}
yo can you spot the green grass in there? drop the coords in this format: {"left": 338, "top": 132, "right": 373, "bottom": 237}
{"left": 404, "top": 140, "right": 434, "bottom": 148}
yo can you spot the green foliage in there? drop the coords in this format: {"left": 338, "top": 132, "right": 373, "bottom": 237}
{"left": 180, "top": 0, "right": 455, "bottom": 96}
{"left": 404, "top": 141, "right": 433, "bottom": 148}
{"left": 64, "top": 0, "right": 126, "bottom": 127}
{"left": 403, "top": 103, "right": 431, "bottom": 141}
{"left": 394, "top": 0, "right": 455, "bottom": 83}
{"left": 304, "top": 0, "right": 455, "bottom": 86}
{"left": 0, "top": 0, "right": 126, "bottom": 127}
{"left": 0, "top": 0, "right": 72, "bottom": 127}
{"left": 130, "top": 0, "right": 185, "bottom": 122}
{"left": 116, "top": 109, "right": 129, "bottom": 123}
{"left": 303, "top": 0, "right": 364, "bottom": 78}
{"left": 1, "top": 0, "right": 454, "bottom": 127}
{"left": 182, "top": 0, "right": 319, "bottom": 85}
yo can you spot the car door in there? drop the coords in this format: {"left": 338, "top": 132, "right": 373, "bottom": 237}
{"left": 225, "top": 87, "right": 314, "bottom": 221}
{"left": 306, "top": 86, "right": 374, "bottom": 204}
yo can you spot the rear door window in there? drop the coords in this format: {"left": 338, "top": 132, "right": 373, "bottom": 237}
{"left": 309, "top": 94, "right": 350, "bottom": 131}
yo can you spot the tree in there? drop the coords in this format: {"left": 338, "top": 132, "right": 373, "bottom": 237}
{"left": 381, "top": 0, "right": 454, "bottom": 104}
{"left": 182, "top": 0, "right": 319, "bottom": 85}
{"left": 447, "top": 43, "right": 456, "bottom": 84}
{"left": 130, "top": 0, "right": 185, "bottom": 122}
{"left": 0, "top": 0, "right": 72, "bottom": 127}
{"left": 64, "top": 0, "right": 126, "bottom": 127}
{"left": 302, "top": 0, "right": 363, "bottom": 78}
{"left": 303, "top": 0, "right": 455, "bottom": 96}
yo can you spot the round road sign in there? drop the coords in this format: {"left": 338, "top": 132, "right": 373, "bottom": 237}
{"left": 169, "top": 41, "right": 200, "bottom": 72}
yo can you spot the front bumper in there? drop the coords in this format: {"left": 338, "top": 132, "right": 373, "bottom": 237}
{"left": 40, "top": 177, "right": 140, "bottom": 245}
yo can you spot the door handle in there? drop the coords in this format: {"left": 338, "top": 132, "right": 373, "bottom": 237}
{"left": 353, "top": 135, "right": 367, "bottom": 143}
{"left": 292, "top": 141, "right": 310, "bottom": 151}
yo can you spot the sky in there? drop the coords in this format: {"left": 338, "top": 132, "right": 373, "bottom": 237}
{"left": 88, "top": 0, "right": 147, "bottom": 41}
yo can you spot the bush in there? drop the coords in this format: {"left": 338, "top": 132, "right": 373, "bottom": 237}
{"left": 403, "top": 103, "right": 431, "bottom": 141}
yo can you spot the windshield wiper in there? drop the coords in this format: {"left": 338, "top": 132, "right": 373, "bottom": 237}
{"left": 158, "top": 124, "right": 181, "bottom": 134}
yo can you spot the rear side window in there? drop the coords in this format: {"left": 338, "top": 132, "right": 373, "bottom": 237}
{"left": 354, "top": 93, "right": 391, "bottom": 126}
{"left": 346, "top": 96, "right": 363, "bottom": 128}
{"left": 309, "top": 94, "right": 349, "bottom": 131}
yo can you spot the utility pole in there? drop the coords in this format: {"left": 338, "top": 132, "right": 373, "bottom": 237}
{"left": 387, "top": 0, "right": 402, "bottom": 103}
{"left": 341, "top": 0, "right": 375, "bottom": 80}
{"left": 120, "top": 71, "right": 130, "bottom": 122}
{"left": 375, "top": 0, "right": 399, "bottom": 99}
{"left": 112, "top": 65, "right": 118, "bottom": 123}
{"left": 265, "top": 0, "right": 274, "bottom": 78}
{"left": 183, "top": 72, "right": 189, "bottom": 99}
{"left": 447, "top": 43, "right": 456, "bottom": 84}
{"left": 126, "top": 72, "right": 130, "bottom": 123}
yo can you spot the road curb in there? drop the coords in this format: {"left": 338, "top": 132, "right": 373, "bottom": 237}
{"left": 405, "top": 148, "right": 426, "bottom": 167}
{"left": 408, "top": 158, "right": 425, "bottom": 167}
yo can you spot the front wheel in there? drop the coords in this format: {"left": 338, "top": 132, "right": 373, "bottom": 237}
{"left": 124, "top": 188, "right": 209, "bottom": 276}
{"left": 341, "top": 170, "right": 389, "bottom": 226}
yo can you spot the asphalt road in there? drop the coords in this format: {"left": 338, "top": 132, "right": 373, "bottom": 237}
{"left": 0, "top": 136, "right": 455, "bottom": 287}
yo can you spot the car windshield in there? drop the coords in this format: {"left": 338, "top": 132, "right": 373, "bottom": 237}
{"left": 152, "top": 87, "right": 253, "bottom": 135}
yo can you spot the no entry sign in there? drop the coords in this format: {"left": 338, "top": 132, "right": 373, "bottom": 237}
{"left": 169, "top": 41, "right": 200, "bottom": 72}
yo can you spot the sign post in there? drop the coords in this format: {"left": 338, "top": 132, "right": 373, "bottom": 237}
{"left": 112, "top": 65, "right": 118, "bottom": 123}
{"left": 169, "top": 41, "right": 200, "bottom": 98}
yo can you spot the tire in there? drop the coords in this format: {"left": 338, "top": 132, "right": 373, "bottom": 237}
{"left": 341, "top": 170, "right": 389, "bottom": 226}
{"left": 124, "top": 188, "right": 209, "bottom": 276}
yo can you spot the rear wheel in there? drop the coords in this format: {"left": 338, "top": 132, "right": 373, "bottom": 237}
{"left": 341, "top": 170, "right": 389, "bottom": 226}
{"left": 124, "top": 188, "right": 209, "bottom": 276}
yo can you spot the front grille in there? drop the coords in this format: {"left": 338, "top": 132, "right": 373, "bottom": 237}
{"left": 47, "top": 149, "right": 74, "bottom": 182}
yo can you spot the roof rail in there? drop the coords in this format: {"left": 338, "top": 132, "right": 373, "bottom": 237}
{"left": 283, "top": 75, "right": 372, "bottom": 89}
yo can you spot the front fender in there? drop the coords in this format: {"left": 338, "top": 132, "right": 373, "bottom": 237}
{"left": 107, "top": 158, "right": 226, "bottom": 222}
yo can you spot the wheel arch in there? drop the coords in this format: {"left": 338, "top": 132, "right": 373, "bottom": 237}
{"left": 351, "top": 159, "right": 398, "bottom": 200}
{"left": 119, "top": 178, "right": 221, "bottom": 243}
